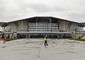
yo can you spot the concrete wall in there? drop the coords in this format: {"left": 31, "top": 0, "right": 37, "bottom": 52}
{"left": 59, "top": 21, "right": 78, "bottom": 32}
{"left": 4, "top": 20, "right": 28, "bottom": 32}
{"left": 5, "top": 20, "right": 28, "bottom": 32}
{"left": 4, "top": 20, "right": 28, "bottom": 39}
{"left": 70, "top": 23, "right": 78, "bottom": 32}
{"left": 17, "top": 20, "right": 28, "bottom": 31}
{"left": 9, "top": 23, "right": 17, "bottom": 32}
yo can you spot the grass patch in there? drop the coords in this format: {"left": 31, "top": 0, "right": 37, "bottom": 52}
{"left": 75, "top": 39, "right": 85, "bottom": 42}
{"left": 69, "top": 38, "right": 85, "bottom": 42}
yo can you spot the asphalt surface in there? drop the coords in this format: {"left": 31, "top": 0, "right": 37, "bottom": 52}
{"left": 0, "top": 39, "right": 85, "bottom": 60}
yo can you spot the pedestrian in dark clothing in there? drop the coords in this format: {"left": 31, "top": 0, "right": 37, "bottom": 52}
{"left": 44, "top": 37, "right": 48, "bottom": 46}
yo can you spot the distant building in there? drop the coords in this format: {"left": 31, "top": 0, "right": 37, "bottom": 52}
{"left": 1, "top": 17, "right": 85, "bottom": 38}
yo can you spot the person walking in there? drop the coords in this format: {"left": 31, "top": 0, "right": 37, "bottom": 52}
{"left": 3, "top": 35, "right": 6, "bottom": 44}
{"left": 44, "top": 36, "right": 48, "bottom": 46}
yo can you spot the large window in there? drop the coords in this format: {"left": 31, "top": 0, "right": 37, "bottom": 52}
{"left": 28, "top": 18, "right": 59, "bottom": 32}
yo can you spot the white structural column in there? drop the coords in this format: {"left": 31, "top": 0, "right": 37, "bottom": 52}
{"left": 36, "top": 18, "right": 38, "bottom": 32}
{"left": 49, "top": 18, "right": 51, "bottom": 32}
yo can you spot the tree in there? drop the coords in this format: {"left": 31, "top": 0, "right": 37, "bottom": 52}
{"left": 1, "top": 23, "right": 8, "bottom": 32}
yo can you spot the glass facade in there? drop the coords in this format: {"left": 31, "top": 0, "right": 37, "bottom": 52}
{"left": 28, "top": 18, "right": 59, "bottom": 32}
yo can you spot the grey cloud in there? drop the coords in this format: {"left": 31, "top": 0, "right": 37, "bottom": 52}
{"left": 79, "top": 0, "right": 85, "bottom": 5}
{"left": 27, "top": 3, "right": 51, "bottom": 13}
{"left": 68, "top": 13, "right": 85, "bottom": 19}
{"left": 0, "top": 0, "right": 85, "bottom": 22}
{"left": 27, "top": 4, "right": 69, "bottom": 12}
{"left": 66, "top": 13, "right": 85, "bottom": 22}
{"left": 54, "top": 6, "right": 69, "bottom": 11}
{"left": 0, "top": 0, "right": 70, "bottom": 22}
{"left": 0, "top": 0, "right": 25, "bottom": 21}
{"left": 0, "top": 2, "right": 6, "bottom": 13}
{"left": 17, "top": 2, "right": 68, "bottom": 13}
{"left": 17, "top": 3, "right": 51, "bottom": 13}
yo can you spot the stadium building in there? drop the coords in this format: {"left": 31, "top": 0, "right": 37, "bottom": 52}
{"left": 1, "top": 17, "right": 85, "bottom": 38}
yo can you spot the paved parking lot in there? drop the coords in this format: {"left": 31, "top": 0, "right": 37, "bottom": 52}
{"left": 0, "top": 39, "right": 85, "bottom": 60}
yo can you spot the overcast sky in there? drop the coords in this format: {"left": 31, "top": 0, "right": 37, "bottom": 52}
{"left": 0, "top": 0, "right": 85, "bottom": 22}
